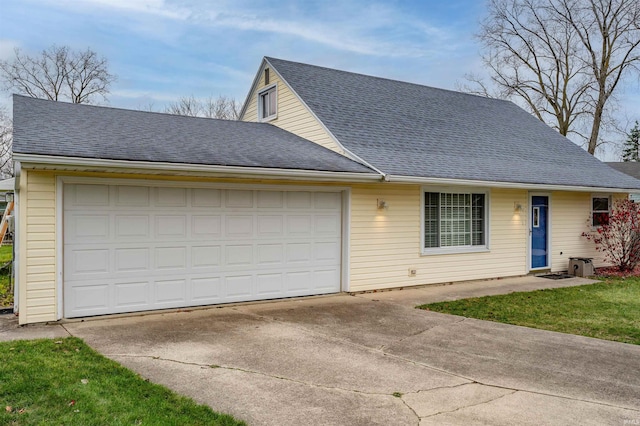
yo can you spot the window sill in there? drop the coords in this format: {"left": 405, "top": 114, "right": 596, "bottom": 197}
{"left": 259, "top": 114, "right": 277, "bottom": 123}
{"left": 421, "top": 246, "right": 490, "bottom": 256}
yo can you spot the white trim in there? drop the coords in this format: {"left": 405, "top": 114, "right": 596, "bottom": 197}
{"left": 14, "top": 154, "right": 382, "bottom": 182}
{"left": 12, "top": 162, "right": 21, "bottom": 314}
{"left": 56, "top": 177, "right": 351, "bottom": 317}
{"left": 57, "top": 175, "right": 352, "bottom": 192}
{"left": 239, "top": 58, "right": 269, "bottom": 120}
{"left": 390, "top": 174, "right": 637, "bottom": 193}
{"left": 528, "top": 192, "right": 551, "bottom": 271}
{"left": 56, "top": 176, "right": 64, "bottom": 320}
{"left": 257, "top": 82, "right": 278, "bottom": 122}
{"left": 341, "top": 189, "right": 351, "bottom": 292}
{"left": 263, "top": 58, "right": 388, "bottom": 178}
{"left": 420, "top": 187, "right": 491, "bottom": 255}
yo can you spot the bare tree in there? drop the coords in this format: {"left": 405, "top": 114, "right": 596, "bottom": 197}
{"left": 165, "top": 95, "right": 240, "bottom": 120}
{"left": 467, "top": 0, "right": 640, "bottom": 155}
{"left": 0, "top": 45, "right": 116, "bottom": 104}
{"left": 0, "top": 109, "right": 13, "bottom": 178}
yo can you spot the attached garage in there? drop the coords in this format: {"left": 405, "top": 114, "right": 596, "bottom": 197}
{"left": 63, "top": 182, "right": 345, "bottom": 318}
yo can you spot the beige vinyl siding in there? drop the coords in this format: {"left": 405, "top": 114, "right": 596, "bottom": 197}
{"left": 242, "top": 66, "right": 343, "bottom": 154}
{"left": 348, "top": 184, "right": 529, "bottom": 292}
{"left": 550, "top": 191, "right": 625, "bottom": 272}
{"left": 20, "top": 170, "right": 57, "bottom": 324}
{"left": 18, "top": 167, "right": 618, "bottom": 323}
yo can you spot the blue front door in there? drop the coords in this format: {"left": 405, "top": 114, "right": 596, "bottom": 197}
{"left": 531, "top": 196, "right": 549, "bottom": 269}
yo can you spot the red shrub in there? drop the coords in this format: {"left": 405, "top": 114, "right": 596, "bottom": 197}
{"left": 582, "top": 199, "right": 640, "bottom": 272}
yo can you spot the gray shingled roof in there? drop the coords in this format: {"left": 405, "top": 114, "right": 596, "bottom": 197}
{"left": 266, "top": 57, "right": 640, "bottom": 190}
{"left": 12, "top": 95, "right": 374, "bottom": 175}
{"left": 606, "top": 162, "right": 640, "bottom": 180}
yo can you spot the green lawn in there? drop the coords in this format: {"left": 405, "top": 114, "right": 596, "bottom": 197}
{"left": 0, "top": 337, "right": 245, "bottom": 426}
{"left": 0, "top": 244, "right": 12, "bottom": 264}
{"left": 418, "top": 277, "right": 640, "bottom": 345}
{"left": 0, "top": 245, "right": 12, "bottom": 307}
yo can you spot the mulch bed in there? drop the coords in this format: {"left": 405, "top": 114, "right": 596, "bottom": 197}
{"left": 595, "top": 265, "right": 640, "bottom": 278}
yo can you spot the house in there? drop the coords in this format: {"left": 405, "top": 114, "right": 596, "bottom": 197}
{"left": 11, "top": 57, "right": 640, "bottom": 325}
{"left": 606, "top": 162, "right": 640, "bottom": 203}
{"left": 0, "top": 177, "right": 15, "bottom": 212}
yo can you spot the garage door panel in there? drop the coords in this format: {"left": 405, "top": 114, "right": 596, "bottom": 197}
{"left": 154, "top": 279, "right": 187, "bottom": 305}
{"left": 64, "top": 185, "right": 342, "bottom": 318}
{"left": 114, "top": 281, "right": 150, "bottom": 308}
{"left": 155, "top": 246, "right": 187, "bottom": 270}
{"left": 257, "top": 244, "right": 283, "bottom": 265}
{"left": 315, "top": 241, "right": 340, "bottom": 261}
{"left": 116, "top": 186, "right": 150, "bottom": 206}
{"left": 286, "top": 192, "right": 313, "bottom": 209}
{"left": 191, "top": 277, "right": 223, "bottom": 303}
{"left": 155, "top": 215, "right": 187, "bottom": 238}
{"left": 115, "top": 248, "right": 150, "bottom": 272}
{"left": 66, "top": 283, "right": 110, "bottom": 313}
{"left": 66, "top": 184, "right": 110, "bottom": 206}
{"left": 115, "top": 215, "right": 149, "bottom": 238}
{"left": 287, "top": 215, "right": 312, "bottom": 235}
{"left": 225, "top": 275, "right": 254, "bottom": 299}
{"left": 256, "top": 273, "right": 284, "bottom": 296}
{"left": 192, "top": 215, "right": 222, "bottom": 237}
{"left": 286, "top": 270, "right": 313, "bottom": 293}
{"left": 286, "top": 243, "right": 311, "bottom": 263}
{"left": 257, "top": 215, "right": 284, "bottom": 236}
{"left": 67, "top": 249, "right": 110, "bottom": 275}
{"left": 257, "top": 191, "right": 284, "bottom": 208}
{"left": 226, "top": 189, "right": 253, "bottom": 208}
{"left": 315, "top": 215, "right": 340, "bottom": 235}
{"left": 155, "top": 187, "right": 187, "bottom": 207}
{"left": 192, "top": 188, "right": 222, "bottom": 207}
{"left": 314, "top": 192, "right": 341, "bottom": 209}
{"left": 191, "top": 245, "right": 221, "bottom": 268}
{"left": 66, "top": 214, "right": 110, "bottom": 241}
{"left": 225, "top": 244, "right": 253, "bottom": 266}
{"left": 225, "top": 215, "right": 253, "bottom": 237}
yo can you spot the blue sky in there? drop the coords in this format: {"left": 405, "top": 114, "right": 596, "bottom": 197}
{"left": 1, "top": 0, "right": 638, "bottom": 159}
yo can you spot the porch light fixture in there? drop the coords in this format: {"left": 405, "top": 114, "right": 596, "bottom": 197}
{"left": 377, "top": 199, "right": 388, "bottom": 210}
{"left": 514, "top": 202, "right": 523, "bottom": 213}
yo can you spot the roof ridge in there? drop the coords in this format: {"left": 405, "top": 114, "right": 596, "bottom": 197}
{"left": 12, "top": 94, "right": 247, "bottom": 124}
{"left": 264, "top": 56, "right": 512, "bottom": 104}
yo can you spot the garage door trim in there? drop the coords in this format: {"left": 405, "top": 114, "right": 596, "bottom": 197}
{"left": 55, "top": 176, "right": 352, "bottom": 320}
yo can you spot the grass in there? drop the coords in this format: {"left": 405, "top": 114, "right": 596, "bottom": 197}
{"left": 0, "top": 337, "right": 245, "bottom": 426}
{"left": 0, "top": 244, "right": 12, "bottom": 307}
{"left": 0, "top": 244, "right": 12, "bottom": 264}
{"left": 418, "top": 276, "right": 640, "bottom": 345}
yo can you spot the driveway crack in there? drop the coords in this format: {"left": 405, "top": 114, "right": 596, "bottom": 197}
{"left": 110, "top": 353, "right": 443, "bottom": 400}
{"left": 419, "top": 389, "right": 518, "bottom": 419}
{"left": 378, "top": 316, "right": 467, "bottom": 351}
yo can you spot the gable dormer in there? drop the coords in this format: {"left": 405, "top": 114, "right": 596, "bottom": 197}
{"left": 240, "top": 58, "right": 344, "bottom": 155}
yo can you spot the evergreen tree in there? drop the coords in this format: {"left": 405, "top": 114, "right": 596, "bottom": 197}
{"left": 622, "top": 121, "right": 640, "bottom": 162}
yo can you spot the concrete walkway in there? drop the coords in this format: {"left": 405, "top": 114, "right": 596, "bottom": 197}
{"left": 2, "top": 276, "right": 639, "bottom": 425}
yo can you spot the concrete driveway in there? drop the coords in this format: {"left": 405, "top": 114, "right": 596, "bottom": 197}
{"left": 60, "top": 278, "right": 640, "bottom": 426}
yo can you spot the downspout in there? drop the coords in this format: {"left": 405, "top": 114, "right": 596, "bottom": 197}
{"left": 12, "top": 161, "right": 20, "bottom": 315}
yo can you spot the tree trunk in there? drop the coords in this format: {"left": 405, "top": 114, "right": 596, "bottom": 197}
{"left": 587, "top": 94, "right": 606, "bottom": 155}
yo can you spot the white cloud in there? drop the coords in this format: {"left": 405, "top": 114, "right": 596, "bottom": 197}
{"left": 47, "top": 0, "right": 190, "bottom": 20}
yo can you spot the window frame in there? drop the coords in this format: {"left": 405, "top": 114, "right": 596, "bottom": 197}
{"left": 591, "top": 193, "right": 612, "bottom": 227}
{"left": 258, "top": 83, "right": 278, "bottom": 122}
{"left": 420, "top": 187, "right": 491, "bottom": 255}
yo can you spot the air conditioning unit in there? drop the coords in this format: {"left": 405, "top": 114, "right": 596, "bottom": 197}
{"left": 569, "top": 257, "right": 594, "bottom": 277}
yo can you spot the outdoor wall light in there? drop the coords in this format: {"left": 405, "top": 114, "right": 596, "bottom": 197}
{"left": 514, "top": 202, "right": 524, "bottom": 213}
{"left": 377, "top": 199, "right": 388, "bottom": 210}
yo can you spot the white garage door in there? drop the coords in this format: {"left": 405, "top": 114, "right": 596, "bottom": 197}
{"left": 63, "top": 183, "right": 342, "bottom": 318}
